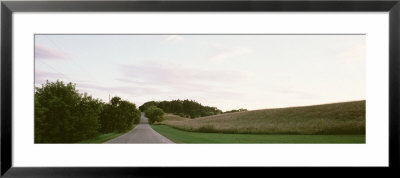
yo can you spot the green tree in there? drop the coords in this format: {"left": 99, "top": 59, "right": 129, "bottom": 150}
{"left": 139, "top": 99, "right": 222, "bottom": 119}
{"left": 34, "top": 80, "right": 102, "bottom": 143}
{"left": 145, "top": 106, "right": 164, "bottom": 124}
{"left": 99, "top": 96, "right": 140, "bottom": 133}
{"left": 138, "top": 101, "right": 158, "bottom": 112}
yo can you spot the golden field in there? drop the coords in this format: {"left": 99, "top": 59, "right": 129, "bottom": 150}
{"left": 158, "top": 100, "right": 365, "bottom": 135}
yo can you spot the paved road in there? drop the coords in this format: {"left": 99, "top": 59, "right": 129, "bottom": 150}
{"left": 105, "top": 113, "right": 174, "bottom": 144}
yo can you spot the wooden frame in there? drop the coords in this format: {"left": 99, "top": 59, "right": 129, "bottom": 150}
{"left": 1, "top": 0, "right": 399, "bottom": 177}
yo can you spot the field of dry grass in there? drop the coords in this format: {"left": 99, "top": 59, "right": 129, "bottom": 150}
{"left": 158, "top": 100, "right": 365, "bottom": 135}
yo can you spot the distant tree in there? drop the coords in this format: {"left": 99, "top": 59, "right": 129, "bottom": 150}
{"left": 145, "top": 106, "right": 164, "bottom": 124}
{"left": 138, "top": 101, "right": 158, "bottom": 112}
{"left": 224, "top": 108, "right": 248, "bottom": 114}
{"left": 139, "top": 99, "right": 222, "bottom": 119}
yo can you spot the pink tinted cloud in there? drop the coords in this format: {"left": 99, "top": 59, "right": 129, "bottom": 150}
{"left": 35, "top": 70, "right": 66, "bottom": 84}
{"left": 35, "top": 45, "right": 70, "bottom": 60}
{"left": 119, "top": 65, "right": 176, "bottom": 84}
{"left": 117, "top": 64, "right": 248, "bottom": 101}
{"left": 119, "top": 64, "right": 248, "bottom": 86}
{"left": 75, "top": 82, "right": 162, "bottom": 96}
{"left": 209, "top": 44, "right": 251, "bottom": 62}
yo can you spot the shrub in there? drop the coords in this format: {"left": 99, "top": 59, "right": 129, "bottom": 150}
{"left": 35, "top": 80, "right": 141, "bottom": 143}
{"left": 145, "top": 106, "right": 164, "bottom": 124}
{"left": 98, "top": 97, "right": 141, "bottom": 133}
{"left": 34, "top": 80, "right": 102, "bottom": 143}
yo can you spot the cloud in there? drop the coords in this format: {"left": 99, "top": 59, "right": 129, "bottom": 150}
{"left": 35, "top": 70, "right": 64, "bottom": 79}
{"left": 119, "top": 64, "right": 176, "bottom": 85}
{"left": 35, "top": 44, "right": 70, "bottom": 60}
{"left": 163, "top": 35, "right": 184, "bottom": 42}
{"left": 75, "top": 82, "right": 162, "bottom": 96}
{"left": 209, "top": 44, "right": 251, "bottom": 62}
{"left": 35, "top": 70, "right": 66, "bottom": 84}
{"left": 337, "top": 44, "right": 365, "bottom": 68}
{"left": 271, "top": 87, "right": 322, "bottom": 100}
{"left": 118, "top": 63, "right": 248, "bottom": 86}
{"left": 115, "top": 78, "right": 149, "bottom": 85}
{"left": 117, "top": 63, "right": 249, "bottom": 101}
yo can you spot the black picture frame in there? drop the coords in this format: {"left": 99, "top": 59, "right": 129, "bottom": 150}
{"left": 1, "top": 0, "right": 399, "bottom": 177}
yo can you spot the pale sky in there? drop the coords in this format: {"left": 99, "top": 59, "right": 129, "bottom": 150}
{"left": 34, "top": 35, "right": 365, "bottom": 111}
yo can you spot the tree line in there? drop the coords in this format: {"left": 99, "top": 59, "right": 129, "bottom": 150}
{"left": 35, "top": 81, "right": 140, "bottom": 143}
{"left": 139, "top": 99, "right": 223, "bottom": 118}
{"left": 223, "top": 108, "right": 248, "bottom": 113}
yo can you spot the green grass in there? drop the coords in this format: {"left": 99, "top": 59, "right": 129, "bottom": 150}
{"left": 151, "top": 124, "right": 365, "bottom": 143}
{"left": 161, "top": 100, "right": 365, "bottom": 135}
{"left": 78, "top": 124, "right": 137, "bottom": 143}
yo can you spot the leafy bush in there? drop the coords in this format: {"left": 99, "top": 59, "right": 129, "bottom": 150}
{"left": 35, "top": 80, "right": 141, "bottom": 143}
{"left": 145, "top": 106, "right": 164, "bottom": 124}
{"left": 35, "top": 81, "right": 103, "bottom": 143}
{"left": 99, "top": 97, "right": 141, "bottom": 133}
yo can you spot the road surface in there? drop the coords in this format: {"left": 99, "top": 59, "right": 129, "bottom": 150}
{"left": 105, "top": 113, "right": 174, "bottom": 144}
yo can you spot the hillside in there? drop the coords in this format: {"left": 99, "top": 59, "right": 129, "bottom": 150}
{"left": 159, "top": 100, "right": 366, "bottom": 135}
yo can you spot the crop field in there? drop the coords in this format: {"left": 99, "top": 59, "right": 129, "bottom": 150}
{"left": 159, "top": 101, "right": 366, "bottom": 135}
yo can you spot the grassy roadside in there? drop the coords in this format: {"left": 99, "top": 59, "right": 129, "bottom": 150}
{"left": 151, "top": 124, "right": 366, "bottom": 143}
{"left": 78, "top": 124, "right": 137, "bottom": 143}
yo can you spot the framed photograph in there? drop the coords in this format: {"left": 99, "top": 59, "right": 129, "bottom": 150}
{"left": 1, "top": 0, "right": 399, "bottom": 177}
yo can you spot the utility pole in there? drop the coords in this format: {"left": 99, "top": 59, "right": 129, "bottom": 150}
{"left": 109, "top": 94, "right": 110, "bottom": 103}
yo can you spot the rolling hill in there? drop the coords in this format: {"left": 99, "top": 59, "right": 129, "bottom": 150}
{"left": 158, "top": 100, "right": 365, "bottom": 135}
